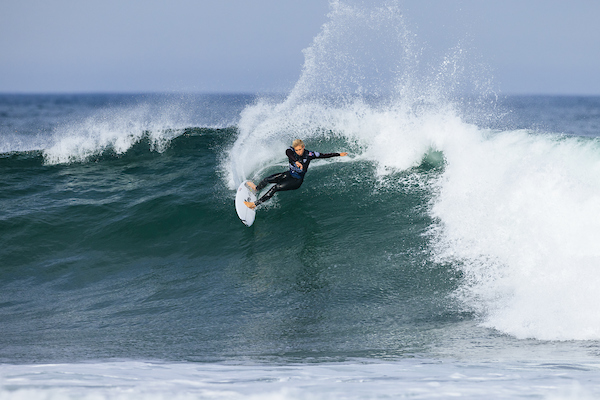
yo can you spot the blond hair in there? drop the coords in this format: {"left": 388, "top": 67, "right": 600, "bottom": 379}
{"left": 292, "top": 139, "right": 305, "bottom": 148}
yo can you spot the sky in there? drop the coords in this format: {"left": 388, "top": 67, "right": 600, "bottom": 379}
{"left": 1, "top": 0, "right": 599, "bottom": 95}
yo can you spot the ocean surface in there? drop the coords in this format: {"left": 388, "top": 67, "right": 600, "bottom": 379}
{"left": 2, "top": 3, "right": 600, "bottom": 399}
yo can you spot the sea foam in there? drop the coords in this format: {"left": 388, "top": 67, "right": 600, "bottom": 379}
{"left": 1, "top": 360, "right": 598, "bottom": 400}
{"left": 431, "top": 129, "right": 600, "bottom": 340}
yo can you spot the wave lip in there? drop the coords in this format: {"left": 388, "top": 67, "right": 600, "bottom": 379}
{"left": 41, "top": 103, "right": 192, "bottom": 165}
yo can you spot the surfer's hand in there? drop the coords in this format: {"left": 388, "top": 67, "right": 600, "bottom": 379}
{"left": 340, "top": 152, "right": 348, "bottom": 156}
{"left": 296, "top": 161, "right": 303, "bottom": 169}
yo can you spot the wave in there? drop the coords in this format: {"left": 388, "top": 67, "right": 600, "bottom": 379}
{"left": 224, "top": 0, "right": 600, "bottom": 341}
{"left": 41, "top": 102, "right": 199, "bottom": 164}
{"left": 0, "top": 93, "right": 251, "bottom": 164}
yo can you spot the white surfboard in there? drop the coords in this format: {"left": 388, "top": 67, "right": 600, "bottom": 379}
{"left": 235, "top": 181, "right": 257, "bottom": 227}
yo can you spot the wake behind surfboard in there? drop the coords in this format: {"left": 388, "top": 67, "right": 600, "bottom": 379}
{"left": 235, "top": 181, "right": 257, "bottom": 227}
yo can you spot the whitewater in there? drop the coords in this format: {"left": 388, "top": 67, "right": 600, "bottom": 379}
{"left": 2, "top": 1, "right": 600, "bottom": 399}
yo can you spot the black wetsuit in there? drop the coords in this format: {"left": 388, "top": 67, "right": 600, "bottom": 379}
{"left": 254, "top": 148, "right": 341, "bottom": 206}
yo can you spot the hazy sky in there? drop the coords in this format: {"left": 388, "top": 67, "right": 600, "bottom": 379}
{"left": 1, "top": 0, "right": 599, "bottom": 95}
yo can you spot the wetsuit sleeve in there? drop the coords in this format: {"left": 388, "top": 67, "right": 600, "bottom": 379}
{"left": 313, "top": 152, "right": 340, "bottom": 159}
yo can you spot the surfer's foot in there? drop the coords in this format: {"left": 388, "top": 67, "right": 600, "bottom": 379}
{"left": 244, "top": 201, "right": 256, "bottom": 209}
{"left": 246, "top": 181, "right": 257, "bottom": 192}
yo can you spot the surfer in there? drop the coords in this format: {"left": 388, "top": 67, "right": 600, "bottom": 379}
{"left": 244, "top": 139, "right": 348, "bottom": 209}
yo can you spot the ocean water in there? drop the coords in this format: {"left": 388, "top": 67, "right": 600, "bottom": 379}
{"left": 2, "top": 2, "right": 600, "bottom": 399}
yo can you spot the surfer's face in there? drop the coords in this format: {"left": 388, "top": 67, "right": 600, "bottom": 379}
{"left": 294, "top": 145, "right": 305, "bottom": 156}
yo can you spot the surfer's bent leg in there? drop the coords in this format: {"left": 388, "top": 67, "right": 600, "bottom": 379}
{"left": 256, "top": 172, "right": 286, "bottom": 191}
{"left": 254, "top": 172, "right": 302, "bottom": 206}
